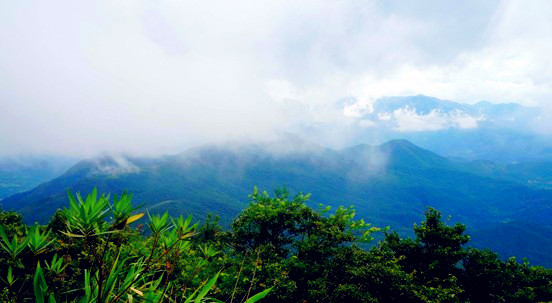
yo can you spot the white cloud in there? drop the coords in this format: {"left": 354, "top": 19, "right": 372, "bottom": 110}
{"left": 377, "top": 113, "right": 392, "bottom": 121}
{"left": 390, "top": 107, "right": 482, "bottom": 132}
{"left": 358, "top": 119, "right": 376, "bottom": 128}
{"left": 343, "top": 99, "right": 374, "bottom": 118}
{"left": 0, "top": 0, "right": 550, "bottom": 155}
{"left": 90, "top": 155, "right": 140, "bottom": 176}
{"left": 348, "top": 0, "right": 552, "bottom": 107}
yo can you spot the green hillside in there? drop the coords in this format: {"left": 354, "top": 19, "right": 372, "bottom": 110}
{"left": 0, "top": 156, "right": 75, "bottom": 199}
{"left": 3, "top": 139, "right": 552, "bottom": 266}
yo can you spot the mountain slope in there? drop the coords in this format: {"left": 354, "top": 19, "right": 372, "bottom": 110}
{"left": 3, "top": 139, "right": 552, "bottom": 266}
{"left": 0, "top": 156, "right": 76, "bottom": 199}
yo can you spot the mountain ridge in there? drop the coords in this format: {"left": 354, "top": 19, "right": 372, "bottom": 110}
{"left": 313, "top": 95, "right": 552, "bottom": 162}
{"left": 3, "top": 138, "right": 552, "bottom": 265}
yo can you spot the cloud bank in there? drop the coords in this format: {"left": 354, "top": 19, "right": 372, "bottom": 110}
{"left": 1, "top": 0, "right": 550, "bottom": 156}
{"left": 376, "top": 107, "right": 483, "bottom": 132}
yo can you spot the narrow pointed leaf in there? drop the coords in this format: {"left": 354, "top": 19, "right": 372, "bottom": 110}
{"left": 126, "top": 213, "right": 144, "bottom": 225}
{"left": 244, "top": 287, "right": 273, "bottom": 303}
{"left": 194, "top": 271, "right": 220, "bottom": 303}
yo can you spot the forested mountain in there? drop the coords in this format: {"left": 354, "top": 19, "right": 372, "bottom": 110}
{"left": 309, "top": 95, "right": 552, "bottom": 163}
{"left": 3, "top": 138, "right": 552, "bottom": 266}
{"left": 0, "top": 156, "right": 76, "bottom": 199}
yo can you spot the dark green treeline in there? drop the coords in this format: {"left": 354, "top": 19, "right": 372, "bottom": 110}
{"left": 0, "top": 188, "right": 551, "bottom": 302}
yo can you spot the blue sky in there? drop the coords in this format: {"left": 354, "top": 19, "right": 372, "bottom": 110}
{"left": 1, "top": 0, "right": 551, "bottom": 156}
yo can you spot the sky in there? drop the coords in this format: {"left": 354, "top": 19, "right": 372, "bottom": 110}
{"left": 1, "top": 0, "right": 551, "bottom": 156}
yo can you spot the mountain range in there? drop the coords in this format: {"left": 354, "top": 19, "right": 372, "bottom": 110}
{"left": 0, "top": 156, "right": 76, "bottom": 199}
{"left": 305, "top": 95, "right": 552, "bottom": 162}
{"left": 3, "top": 137, "right": 552, "bottom": 266}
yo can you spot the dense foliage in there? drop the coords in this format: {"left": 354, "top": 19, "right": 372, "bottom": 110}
{"left": 1, "top": 187, "right": 551, "bottom": 302}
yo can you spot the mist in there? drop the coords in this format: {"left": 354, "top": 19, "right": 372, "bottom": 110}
{"left": 1, "top": 0, "right": 552, "bottom": 157}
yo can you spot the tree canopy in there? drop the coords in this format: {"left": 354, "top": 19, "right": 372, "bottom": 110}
{"left": 1, "top": 188, "right": 551, "bottom": 302}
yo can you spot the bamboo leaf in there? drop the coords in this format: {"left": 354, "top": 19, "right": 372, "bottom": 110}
{"left": 59, "top": 231, "right": 86, "bottom": 238}
{"left": 34, "top": 263, "right": 47, "bottom": 303}
{"left": 194, "top": 271, "right": 220, "bottom": 303}
{"left": 126, "top": 213, "right": 145, "bottom": 225}
{"left": 244, "top": 287, "right": 272, "bottom": 303}
{"left": 130, "top": 287, "right": 144, "bottom": 297}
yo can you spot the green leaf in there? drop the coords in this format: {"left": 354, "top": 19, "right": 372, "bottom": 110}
{"left": 34, "top": 263, "right": 48, "bottom": 303}
{"left": 194, "top": 271, "right": 220, "bottom": 303}
{"left": 244, "top": 287, "right": 272, "bottom": 303}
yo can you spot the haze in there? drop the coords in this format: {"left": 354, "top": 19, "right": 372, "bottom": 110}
{"left": 1, "top": 0, "right": 551, "bottom": 156}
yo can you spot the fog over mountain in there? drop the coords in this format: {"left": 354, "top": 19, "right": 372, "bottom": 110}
{"left": 0, "top": 156, "right": 76, "bottom": 198}
{"left": 4, "top": 2, "right": 552, "bottom": 301}
{"left": 4, "top": 137, "right": 552, "bottom": 266}
{"left": 3, "top": 0, "right": 552, "bottom": 269}
{"left": 300, "top": 95, "right": 552, "bottom": 162}
{"left": 2, "top": 1, "right": 552, "bottom": 157}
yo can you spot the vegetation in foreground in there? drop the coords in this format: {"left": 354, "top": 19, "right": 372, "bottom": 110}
{"left": 0, "top": 187, "right": 551, "bottom": 302}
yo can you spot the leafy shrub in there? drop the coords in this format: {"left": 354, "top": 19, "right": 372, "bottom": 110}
{"left": 1, "top": 187, "right": 552, "bottom": 302}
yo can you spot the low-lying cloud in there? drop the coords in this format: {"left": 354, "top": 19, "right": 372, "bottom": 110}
{"left": 1, "top": 0, "right": 551, "bottom": 156}
{"left": 388, "top": 107, "right": 483, "bottom": 132}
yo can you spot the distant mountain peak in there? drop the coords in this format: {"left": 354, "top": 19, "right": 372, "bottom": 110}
{"left": 380, "top": 139, "right": 418, "bottom": 149}
{"left": 379, "top": 139, "right": 429, "bottom": 157}
{"left": 340, "top": 139, "right": 450, "bottom": 171}
{"left": 379, "top": 139, "right": 451, "bottom": 169}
